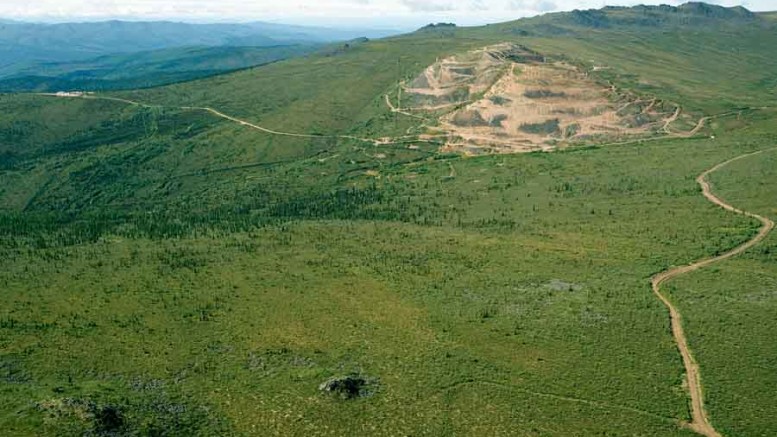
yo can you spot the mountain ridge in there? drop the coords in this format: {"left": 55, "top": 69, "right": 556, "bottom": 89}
{"left": 0, "top": 20, "right": 399, "bottom": 68}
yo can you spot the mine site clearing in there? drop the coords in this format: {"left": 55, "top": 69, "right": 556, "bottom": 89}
{"left": 400, "top": 43, "right": 689, "bottom": 154}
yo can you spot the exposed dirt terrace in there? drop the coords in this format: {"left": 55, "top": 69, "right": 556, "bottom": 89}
{"left": 400, "top": 43, "right": 683, "bottom": 154}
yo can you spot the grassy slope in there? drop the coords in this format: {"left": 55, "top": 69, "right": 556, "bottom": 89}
{"left": 1, "top": 4, "right": 777, "bottom": 435}
{"left": 759, "top": 11, "right": 777, "bottom": 20}
{"left": 518, "top": 27, "right": 777, "bottom": 114}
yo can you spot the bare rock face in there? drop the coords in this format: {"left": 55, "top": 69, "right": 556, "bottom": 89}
{"left": 318, "top": 374, "right": 377, "bottom": 400}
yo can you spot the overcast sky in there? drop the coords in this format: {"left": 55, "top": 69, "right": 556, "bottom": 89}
{"left": 0, "top": 0, "right": 772, "bottom": 28}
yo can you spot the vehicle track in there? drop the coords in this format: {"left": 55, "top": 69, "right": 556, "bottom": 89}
{"left": 437, "top": 379, "right": 678, "bottom": 424}
{"left": 662, "top": 106, "right": 682, "bottom": 133}
{"left": 682, "top": 106, "right": 773, "bottom": 137}
{"left": 384, "top": 93, "right": 428, "bottom": 120}
{"left": 651, "top": 148, "right": 777, "bottom": 437}
{"left": 40, "top": 93, "right": 391, "bottom": 146}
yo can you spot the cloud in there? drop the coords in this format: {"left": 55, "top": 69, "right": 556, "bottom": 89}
{"left": 400, "top": 0, "right": 455, "bottom": 12}
{"left": 509, "top": 0, "right": 559, "bottom": 12}
{"left": 400, "top": 0, "right": 558, "bottom": 13}
{"left": 0, "top": 0, "right": 770, "bottom": 26}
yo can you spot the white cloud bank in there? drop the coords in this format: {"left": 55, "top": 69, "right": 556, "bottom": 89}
{"left": 0, "top": 0, "right": 772, "bottom": 27}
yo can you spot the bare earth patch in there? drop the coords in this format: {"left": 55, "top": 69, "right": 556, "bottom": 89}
{"left": 400, "top": 43, "right": 680, "bottom": 154}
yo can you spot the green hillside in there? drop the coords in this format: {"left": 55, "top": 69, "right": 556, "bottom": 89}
{"left": 1, "top": 3, "right": 776, "bottom": 436}
{"left": 759, "top": 11, "right": 777, "bottom": 20}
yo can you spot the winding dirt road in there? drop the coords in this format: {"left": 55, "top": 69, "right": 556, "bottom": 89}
{"left": 683, "top": 107, "right": 773, "bottom": 137}
{"left": 651, "top": 148, "right": 776, "bottom": 437}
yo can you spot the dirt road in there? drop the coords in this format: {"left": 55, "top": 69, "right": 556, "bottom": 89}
{"left": 384, "top": 93, "right": 428, "bottom": 121}
{"left": 683, "top": 107, "right": 774, "bottom": 137}
{"left": 651, "top": 148, "right": 776, "bottom": 437}
{"left": 41, "top": 93, "right": 385, "bottom": 146}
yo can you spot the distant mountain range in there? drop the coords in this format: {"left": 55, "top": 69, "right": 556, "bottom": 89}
{"left": 0, "top": 44, "right": 325, "bottom": 92}
{"left": 0, "top": 20, "right": 400, "bottom": 92}
{"left": 0, "top": 20, "right": 401, "bottom": 67}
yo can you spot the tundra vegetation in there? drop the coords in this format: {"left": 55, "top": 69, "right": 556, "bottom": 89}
{"left": 1, "top": 3, "right": 776, "bottom": 436}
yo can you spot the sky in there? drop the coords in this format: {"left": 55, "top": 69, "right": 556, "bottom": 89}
{"left": 0, "top": 0, "right": 773, "bottom": 28}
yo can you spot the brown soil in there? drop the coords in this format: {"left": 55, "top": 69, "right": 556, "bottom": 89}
{"left": 399, "top": 44, "right": 679, "bottom": 154}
